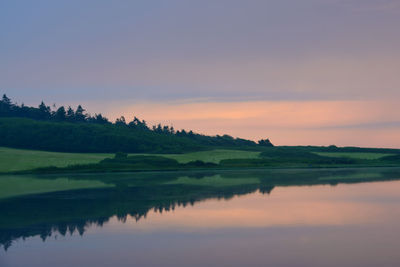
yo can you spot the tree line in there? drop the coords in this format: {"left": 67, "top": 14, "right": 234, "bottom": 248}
{"left": 1, "top": 94, "right": 202, "bottom": 135}
{"left": 0, "top": 94, "right": 273, "bottom": 152}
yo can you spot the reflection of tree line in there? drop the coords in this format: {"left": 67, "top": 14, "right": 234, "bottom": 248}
{"left": 0, "top": 182, "right": 266, "bottom": 250}
{"left": 1, "top": 168, "right": 400, "bottom": 250}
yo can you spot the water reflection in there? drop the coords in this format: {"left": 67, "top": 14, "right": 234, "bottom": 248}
{"left": 1, "top": 168, "right": 400, "bottom": 251}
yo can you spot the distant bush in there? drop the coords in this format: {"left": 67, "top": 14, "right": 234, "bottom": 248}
{"left": 380, "top": 154, "right": 400, "bottom": 162}
{"left": 101, "top": 155, "right": 180, "bottom": 168}
{"left": 114, "top": 152, "right": 128, "bottom": 159}
{"left": 258, "top": 139, "right": 274, "bottom": 147}
{"left": 183, "top": 160, "right": 218, "bottom": 168}
{"left": 220, "top": 158, "right": 271, "bottom": 167}
{"left": 259, "top": 147, "right": 358, "bottom": 165}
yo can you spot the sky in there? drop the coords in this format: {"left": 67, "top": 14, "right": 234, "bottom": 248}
{"left": 1, "top": 0, "right": 400, "bottom": 147}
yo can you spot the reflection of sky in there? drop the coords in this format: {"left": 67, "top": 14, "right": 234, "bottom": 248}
{"left": 1, "top": 0, "right": 400, "bottom": 147}
{"left": 3, "top": 180, "right": 400, "bottom": 267}
{"left": 110, "top": 180, "right": 400, "bottom": 230}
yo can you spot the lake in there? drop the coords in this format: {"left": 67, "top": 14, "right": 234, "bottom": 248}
{"left": 1, "top": 168, "right": 400, "bottom": 267}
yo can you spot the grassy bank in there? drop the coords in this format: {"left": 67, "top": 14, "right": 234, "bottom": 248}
{"left": 17, "top": 150, "right": 400, "bottom": 175}
{"left": 0, "top": 147, "right": 112, "bottom": 172}
{"left": 2, "top": 146, "right": 400, "bottom": 174}
{"left": 0, "top": 147, "right": 261, "bottom": 173}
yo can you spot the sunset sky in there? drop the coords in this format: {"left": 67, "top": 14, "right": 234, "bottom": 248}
{"left": 1, "top": 0, "right": 400, "bottom": 147}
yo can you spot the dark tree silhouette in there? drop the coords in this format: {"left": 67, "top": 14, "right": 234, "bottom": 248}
{"left": 54, "top": 106, "right": 67, "bottom": 121}
{"left": 38, "top": 101, "right": 51, "bottom": 119}
{"left": 90, "top": 113, "right": 109, "bottom": 124}
{"left": 115, "top": 116, "right": 127, "bottom": 126}
{"left": 0, "top": 94, "right": 12, "bottom": 115}
{"left": 66, "top": 106, "right": 75, "bottom": 121}
{"left": 258, "top": 139, "right": 274, "bottom": 147}
{"left": 2, "top": 94, "right": 11, "bottom": 106}
{"left": 75, "top": 105, "right": 86, "bottom": 121}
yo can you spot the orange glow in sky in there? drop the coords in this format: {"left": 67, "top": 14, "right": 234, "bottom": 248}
{"left": 93, "top": 99, "right": 400, "bottom": 148}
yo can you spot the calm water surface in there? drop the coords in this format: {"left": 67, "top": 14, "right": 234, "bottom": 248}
{"left": 1, "top": 168, "right": 400, "bottom": 267}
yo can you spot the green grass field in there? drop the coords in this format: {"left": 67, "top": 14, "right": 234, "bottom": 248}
{"left": 314, "top": 152, "right": 394, "bottom": 160}
{"left": 1, "top": 146, "right": 397, "bottom": 174}
{"left": 0, "top": 147, "right": 112, "bottom": 173}
{"left": 0, "top": 147, "right": 260, "bottom": 173}
{"left": 154, "top": 149, "right": 261, "bottom": 164}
